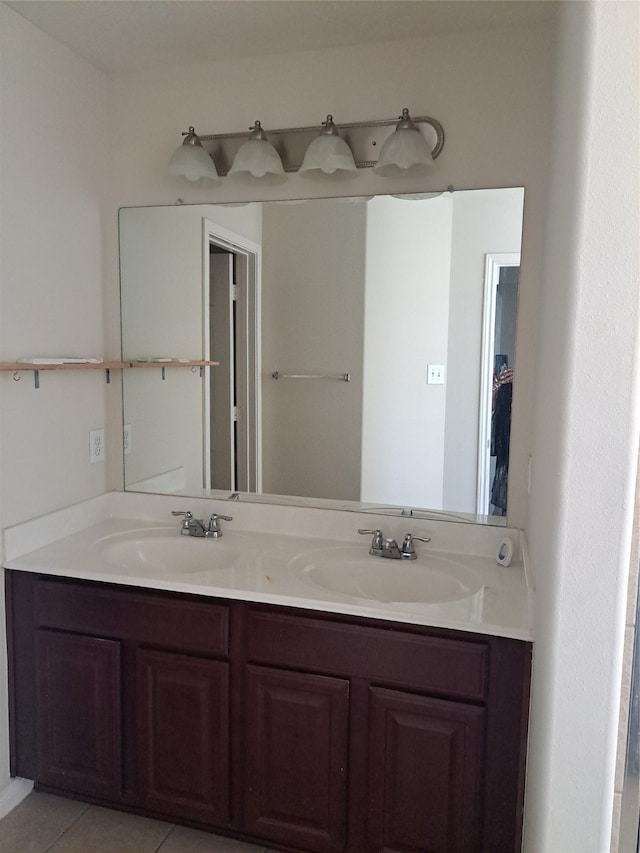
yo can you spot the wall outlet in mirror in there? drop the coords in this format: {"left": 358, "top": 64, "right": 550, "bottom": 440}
{"left": 123, "top": 424, "right": 131, "bottom": 456}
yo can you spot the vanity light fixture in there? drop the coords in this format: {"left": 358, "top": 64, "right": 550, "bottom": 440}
{"left": 373, "top": 108, "right": 436, "bottom": 177}
{"left": 168, "top": 111, "right": 444, "bottom": 183}
{"left": 298, "top": 115, "right": 357, "bottom": 179}
{"left": 391, "top": 191, "right": 445, "bottom": 201}
{"left": 167, "top": 126, "right": 220, "bottom": 183}
{"left": 227, "top": 121, "right": 287, "bottom": 185}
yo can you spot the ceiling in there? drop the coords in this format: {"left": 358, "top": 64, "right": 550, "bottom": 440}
{"left": 6, "top": 0, "right": 558, "bottom": 74}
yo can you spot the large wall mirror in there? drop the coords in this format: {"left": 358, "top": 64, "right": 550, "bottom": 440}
{"left": 120, "top": 187, "right": 524, "bottom": 524}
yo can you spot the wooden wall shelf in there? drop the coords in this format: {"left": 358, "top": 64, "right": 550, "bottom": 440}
{"left": 0, "top": 361, "right": 219, "bottom": 388}
{"left": 124, "top": 361, "right": 219, "bottom": 369}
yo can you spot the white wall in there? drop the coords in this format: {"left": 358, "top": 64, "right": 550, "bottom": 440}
{"left": 0, "top": 3, "right": 108, "bottom": 794}
{"left": 362, "top": 195, "right": 452, "bottom": 508}
{"left": 105, "top": 25, "right": 556, "bottom": 531}
{"left": 444, "top": 188, "right": 524, "bottom": 513}
{"left": 524, "top": 3, "right": 640, "bottom": 850}
{"left": 261, "top": 199, "right": 366, "bottom": 500}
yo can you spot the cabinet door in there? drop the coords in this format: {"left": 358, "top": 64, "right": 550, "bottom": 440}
{"left": 35, "top": 629, "right": 122, "bottom": 800}
{"left": 136, "top": 648, "right": 229, "bottom": 825}
{"left": 244, "top": 665, "right": 349, "bottom": 853}
{"left": 367, "top": 687, "right": 485, "bottom": 853}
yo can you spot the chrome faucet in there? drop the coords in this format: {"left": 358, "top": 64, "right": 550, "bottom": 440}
{"left": 358, "top": 528, "right": 431, "bottom": 560}
{"left": 207, "top": 513, "right": 233, "bottom": 538}
{"left": 172, "top": 510, "right": 233, "bottom": 538}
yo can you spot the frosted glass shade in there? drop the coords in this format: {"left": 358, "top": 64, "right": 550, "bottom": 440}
{"left": 299, "top": 134, "right": 357, "bottom": 179}
{"left": 391, "top": 191, "right": 444, "bottom": 201}
{"left": 167, "top": 128, "right": 220, "bottom": 183}
{"left": 228, "top": 122, "right": 286, "bottom": 184}
{"left": 373, "top": 108, "right": 435, "bottom": 177}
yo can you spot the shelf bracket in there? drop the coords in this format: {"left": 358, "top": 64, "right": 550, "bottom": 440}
{"left": 105, "top": 369, "right": 111, "bottom": 384}
{"left": 33, "top": 370, "right": 40, "bottom": 389}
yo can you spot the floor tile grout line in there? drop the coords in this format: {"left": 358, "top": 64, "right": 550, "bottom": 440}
{"left": 40, "top": 804, "right": 176, "bottom": 853}
{"left": 42, "top": 801, "right": 91, "bottom": 853}
{"left": 152, "top": 821, "right": 177, "bottom": 852}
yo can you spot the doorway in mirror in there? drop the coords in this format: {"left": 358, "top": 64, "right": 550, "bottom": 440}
{"left": 206, "top": 225, "right": 260, "bottom": 494}
{"left": 477, "top": 253, "right": 520, "bottom": 517}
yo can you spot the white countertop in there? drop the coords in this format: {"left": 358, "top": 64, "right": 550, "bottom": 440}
{"left": 3, "top": 507, "right": 533, "bottom": 641}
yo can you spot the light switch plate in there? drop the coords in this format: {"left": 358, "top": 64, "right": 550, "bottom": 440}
{"left": 427, "top": 365, "right": 445, "bottom": 385}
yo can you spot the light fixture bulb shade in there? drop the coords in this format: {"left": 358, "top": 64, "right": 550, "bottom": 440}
{"left": 299, "top": 134, "right": 357, "bottom": 179}
{"left": 373, "top": 109, "right": 435, "bottom": 177}
{"left": 391, "top": 191, "right": 444, "bottom": 201}
{"left": 228, "top": 122, "right": 287, "bottom": 184}
{"left": 167, "top": 127, "right": 220, "bottom": 183}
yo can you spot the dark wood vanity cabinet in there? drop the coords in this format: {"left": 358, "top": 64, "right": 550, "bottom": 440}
{"left": 6, "top": 571, "right": 531, "bottom": 853}
{"left": 243, "top": 665, "right": 350, "bottom": 852}
{"left": 35, "top": 629, "right": 123, "bottom": 801}
{"left": 135, "top": 648, "right": 229, "bottom": 824}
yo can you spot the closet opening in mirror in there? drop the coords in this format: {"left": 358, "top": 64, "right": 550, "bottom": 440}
{"left": 477, "top": 253, "right": 520, "bottom": 518}
{"left": 205, "top": 224, "right": 261, "bottom": 495}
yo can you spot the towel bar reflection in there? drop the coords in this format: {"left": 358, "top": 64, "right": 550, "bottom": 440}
{"left": 272, "top": 371, "right": 351, "bottom": 382}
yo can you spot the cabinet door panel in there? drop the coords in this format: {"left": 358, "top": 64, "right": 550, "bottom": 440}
{"left": 367, "top": 687, "right": 485, "bottom": 853}
{"left": 35, "top": 629, "right": 122, "bottom": 800}
{"left": 136, "top": 648, "right": 229, "bottom": 825}
{"left": 244, "top": 665, "right": 349, "bottom": 852}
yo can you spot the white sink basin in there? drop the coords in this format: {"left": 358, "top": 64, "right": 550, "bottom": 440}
{"left": 290, "top": 546, "right": 484, "bottom": 604}
{"left": 90, "top": 526, "right": 259, "bottom": 577}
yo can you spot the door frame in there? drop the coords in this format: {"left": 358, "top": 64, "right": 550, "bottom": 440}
{"left": 476, "top": 252, "right": 520, "bottom": 516}
{"left": 202, "top": 219, "right": 262, "bottom": 493}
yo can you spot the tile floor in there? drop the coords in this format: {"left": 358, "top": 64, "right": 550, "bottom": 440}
{"left": 0, "top": 792, "right": 279, "bottom": 853}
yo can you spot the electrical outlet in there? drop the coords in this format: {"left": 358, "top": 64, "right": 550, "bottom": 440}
{"left": 89, "top": 428, "right": 105, "bottom": 464}
{"left": 427, "top": 364, "right": 445, "bottom": 385}
{"left": 123, "top": 423, "right": 132, "bottom": 456}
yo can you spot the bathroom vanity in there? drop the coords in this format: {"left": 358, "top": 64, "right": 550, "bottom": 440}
{"left": 3, "top": 504, "right": 532, "bottom": 853}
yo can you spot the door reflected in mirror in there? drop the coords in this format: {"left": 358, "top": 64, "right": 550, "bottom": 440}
{"left": 119, "top": 188, "right": 524, "bottom": 524}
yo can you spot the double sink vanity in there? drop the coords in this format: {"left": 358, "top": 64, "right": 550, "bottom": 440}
{"left": 4, "top": 492, "right": 532, "bottom": 853}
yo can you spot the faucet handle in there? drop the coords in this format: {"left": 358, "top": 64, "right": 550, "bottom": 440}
{"left": 401, "top": 533, "right": 431, "bottom": 559}
{"left": 208, "top": 513, "right": 233, "bottom": 536}
{"left": 171, "top": 510, "right": 193, "bottom": 519}
{"left": 358, "top": 528, "right": 383, "bottom": 553}
{"left": 172, "top": 510, "right": 194, "bottom": 535}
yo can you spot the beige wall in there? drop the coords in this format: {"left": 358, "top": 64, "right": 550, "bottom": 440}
{"left": 119, "top": 204, "right": 262, "bottom": 494}
{"left": 261, "top": 200, "right": 365, "bottom": 500}
{"left": 362, "top": 195, "right": 452, "bottom": 508}
{"left": 0, "top": 3, "right": 109, "bottom": 793}
{"left": 0, "top": 6, "right": 109, "bottom": 528}
{"left": 524, "top": 3, "right": 639, "bottom": 850}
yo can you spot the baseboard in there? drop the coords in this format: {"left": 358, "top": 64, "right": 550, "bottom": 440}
{"left": 0, "top": 777, "right": 33, "bottom": 819}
